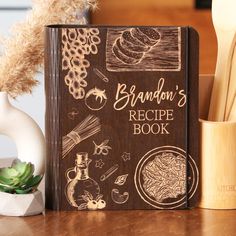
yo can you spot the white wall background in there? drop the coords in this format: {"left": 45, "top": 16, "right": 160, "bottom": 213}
{"left": 0, "top": 0, "right": 45, "bottom": 159}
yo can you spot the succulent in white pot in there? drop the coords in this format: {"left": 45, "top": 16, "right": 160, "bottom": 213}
{"left": 0, "top": 159, "right": 44, "bottom": 216}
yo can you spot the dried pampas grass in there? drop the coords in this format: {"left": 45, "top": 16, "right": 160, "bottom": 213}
{"left": 0, "top": 0, "right": 97, "bottom": 97}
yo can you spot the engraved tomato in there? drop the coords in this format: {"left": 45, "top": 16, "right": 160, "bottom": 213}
{"left": 85, "top": 87, "right": 107, "bottom": 111}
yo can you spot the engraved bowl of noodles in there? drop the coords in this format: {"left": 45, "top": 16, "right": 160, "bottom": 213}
{"left": 134, "top": 146, "right": 199, "bottom": 209}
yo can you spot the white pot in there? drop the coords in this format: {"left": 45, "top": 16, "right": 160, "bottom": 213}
{"left": 0, "top": 191, "right": 44, "bottom": 216}
{"left": 0, "top": 92, "right": 45, "bottom": 175}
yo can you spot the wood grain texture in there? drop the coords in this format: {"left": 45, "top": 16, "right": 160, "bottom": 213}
{"left": 1, "top": 209, "right": 236, "bottom": 236}
{"left": 92, "top": 8, "right": 217, "bottom": 74}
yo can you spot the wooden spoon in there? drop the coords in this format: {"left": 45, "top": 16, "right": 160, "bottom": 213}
{"left": 227, "top": 92, "right": 236, "bottom": 121}
{"left": 225, "top": 42, "right": 236, "bottom": 120}
{"left": 208, "top": 0, "right": 236, "bottom": 121}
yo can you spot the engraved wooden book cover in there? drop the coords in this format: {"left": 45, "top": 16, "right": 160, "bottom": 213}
{"left": 45, "top": 25, "right": 199, "bottom": 211}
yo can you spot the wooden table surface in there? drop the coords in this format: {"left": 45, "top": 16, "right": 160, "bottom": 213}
{"left": 0, "top": 7, "right": 231, "bottom": 236}
{"left": 1, "top": 209, "right": 236, "bottom": 236}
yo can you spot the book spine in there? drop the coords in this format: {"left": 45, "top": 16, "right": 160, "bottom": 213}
{"left": 185, "top": 27, "right": 190, "bottom": 208}
{"left": 187, "top": 27, "right": 200, "bottom": 208}
{"left": 45, "top": 27, "right": 61, "bottom": 210}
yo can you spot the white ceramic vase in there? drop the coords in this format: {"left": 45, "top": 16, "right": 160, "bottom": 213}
{"left": 0, "top": 92, "right": 45, "bottom": 175}
{"left": 0, "top": 91, "right": 45, "bottom": 216}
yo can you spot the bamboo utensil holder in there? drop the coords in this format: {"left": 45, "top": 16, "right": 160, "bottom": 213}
{"left": 199, "top": 75, "right": 236, "bottom": 209}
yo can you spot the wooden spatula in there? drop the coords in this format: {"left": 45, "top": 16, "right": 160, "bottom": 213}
{"left": 225, "top": 42, "right": 236, "bottom": 120}
{"left": 227, "top": 93, "right": 236, "bottom": 121}
{"left": 208, "top": 0, "right": 236, "bottom": 121}
{"left": 227, "top": 48, "right": 236, "bottom": 121}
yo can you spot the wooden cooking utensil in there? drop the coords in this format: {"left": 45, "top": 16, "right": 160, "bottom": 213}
{"left": 227, "top": 91, "right": 236, "bottom": 121}
{"left": 225, "top": 44, "right": 236, "bottom": 120}
{"left": 208, "top": 0, "right": 236, "bottom": 121}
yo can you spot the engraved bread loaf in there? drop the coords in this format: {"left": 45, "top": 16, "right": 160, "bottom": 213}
{"left": 112, "top": 27, "right": 161, "bottom": 65}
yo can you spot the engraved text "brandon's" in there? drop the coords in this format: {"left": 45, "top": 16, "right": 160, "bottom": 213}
{"left": 113, "top": 77, "right": 186, "bottom": 111}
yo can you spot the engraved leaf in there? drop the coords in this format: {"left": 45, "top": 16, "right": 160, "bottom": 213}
{"left": 114, "top": 174, "right": 128, "bottom": 186}
{"left": 96, "top": 194, "right": 103, "bottom": 201}
{"left": 78, "top": 203, "right": 88, "bottom": 210}
{"left": 83, "top": 190, "right": 94, "bottom": 201}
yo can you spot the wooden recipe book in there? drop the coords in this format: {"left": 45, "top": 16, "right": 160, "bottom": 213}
{"left": 45, "top": 25, "right": 199, "bottom": 211}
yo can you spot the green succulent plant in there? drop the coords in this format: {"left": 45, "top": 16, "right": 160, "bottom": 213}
{"left": 0, "top": 159, "right": 43, "bottom": 194}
